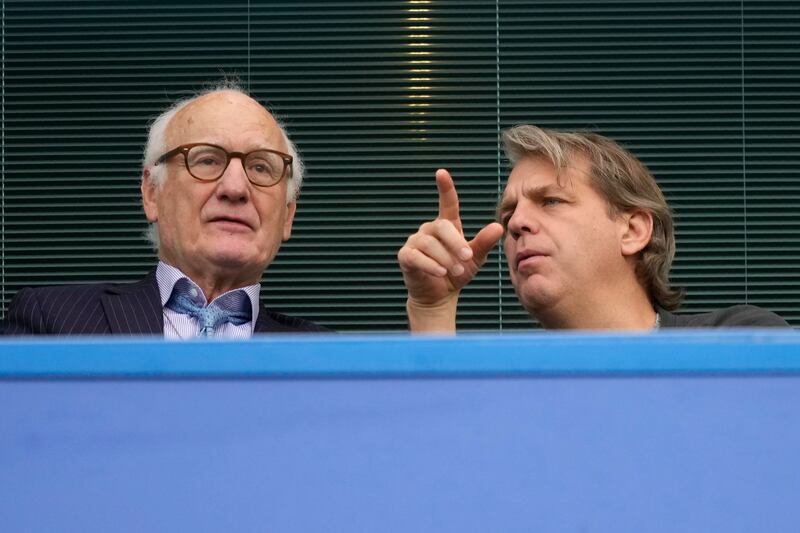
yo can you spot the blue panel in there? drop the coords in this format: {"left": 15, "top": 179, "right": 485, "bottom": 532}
{"left": 1, "top": 330, "right": 800, "bottom": 377}
{"left": 1, "top": 377, "right": 799, "bottom": 532}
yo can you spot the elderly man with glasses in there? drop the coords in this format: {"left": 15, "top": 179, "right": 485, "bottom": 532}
{"left": 3, "top": 83, "right": 326, "bottom": 338}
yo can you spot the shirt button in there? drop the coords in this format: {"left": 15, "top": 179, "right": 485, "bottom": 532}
{"left": 190, "top": 288, "right": 198, "bottom": 297}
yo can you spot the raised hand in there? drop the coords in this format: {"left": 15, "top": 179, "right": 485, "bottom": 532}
{"left": 398, "top": 169, "right": 504, "bottom": 332}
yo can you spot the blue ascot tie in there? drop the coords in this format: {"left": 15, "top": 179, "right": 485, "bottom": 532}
{"left": 165, "top": 279, "right": 252, "bottom": 338}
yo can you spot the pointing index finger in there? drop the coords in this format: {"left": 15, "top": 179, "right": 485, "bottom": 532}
{"left": 435, "top": 168, "right": 462, "bottom": 226}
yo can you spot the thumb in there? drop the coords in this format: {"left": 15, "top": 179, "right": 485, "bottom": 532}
{"left": 468, "top": 222, "right": 504, "bottom": 266}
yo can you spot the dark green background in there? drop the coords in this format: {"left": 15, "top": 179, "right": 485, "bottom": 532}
{"left": 2, "top": 1, "right": 798, "bottom": 329}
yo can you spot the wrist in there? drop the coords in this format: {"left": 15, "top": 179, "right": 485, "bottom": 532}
{"left": 406, "top": 295, "right": 458, "bottom": 334}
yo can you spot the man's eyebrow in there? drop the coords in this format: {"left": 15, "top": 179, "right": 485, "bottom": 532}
{"left": 524, "top": 184, "right": 564, "bottom": 199}
{"left": 496, "top": 195, "right": 516, "bottom": 218}
{"left": 496, "top": 183, "right": 573, "bottom": 219}
{"left": 498, "top": 185, "right": 561, "bottom": 209}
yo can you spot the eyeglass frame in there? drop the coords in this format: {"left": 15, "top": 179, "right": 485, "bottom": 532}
{"left": 154, "top": 142, "right": 293, "bottom": 187}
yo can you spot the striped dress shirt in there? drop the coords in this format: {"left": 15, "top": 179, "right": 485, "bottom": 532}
{"left": 156, "top": 262, "right": 260, "bottom": 340}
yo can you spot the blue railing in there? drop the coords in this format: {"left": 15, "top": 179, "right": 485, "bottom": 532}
{"left": 1, "top": 330, "right": 799, "bottom": 377}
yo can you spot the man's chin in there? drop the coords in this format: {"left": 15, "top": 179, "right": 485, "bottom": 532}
{"left": 514, "top": 278, "right": 559, "bottom": 316}
{"left": 204, "top": 245, "right": 268, "bottom": 274}
{"left": 211, "top": 253, "right": 264, "bottom": 271}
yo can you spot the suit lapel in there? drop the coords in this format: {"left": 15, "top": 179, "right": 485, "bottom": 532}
{"left": 254, "top": 306, "right": 281, "bottom": 333}
{"left": 101, "top": 270, "right": 164, "bottom": 335}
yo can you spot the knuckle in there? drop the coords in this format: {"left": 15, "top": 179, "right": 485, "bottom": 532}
{"left": 432, "top": 218, "right": 451, "bottom": 232}
{"left": 399, "top": 246, "right": 423, "bottom": 267}
{"left": 417, "top": 233, "right": 440, "bottom": 251}
{"left": 419, "top": 221, "right": 436, "bottom": 234}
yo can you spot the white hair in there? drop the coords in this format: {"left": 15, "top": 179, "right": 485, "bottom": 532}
{"left": 142, "top": 82, "right": 304, "bottom": 250}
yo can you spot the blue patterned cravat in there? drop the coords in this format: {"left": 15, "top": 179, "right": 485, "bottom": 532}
{"left": 165, "top": 279, "right": 251, "bottom": 338}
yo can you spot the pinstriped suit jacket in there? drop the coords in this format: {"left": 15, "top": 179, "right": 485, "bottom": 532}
{"left": 1, "top": 270, "right": 328, "bottom": 335}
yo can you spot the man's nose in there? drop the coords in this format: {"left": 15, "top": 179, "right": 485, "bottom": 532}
{"left": 216, "top": 156, "right": 251, "bottom": 202}
{"left": 507, "top": 203, "right": 539, "bottom": 238}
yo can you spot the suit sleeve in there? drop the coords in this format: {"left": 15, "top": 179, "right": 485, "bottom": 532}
{"left": 3, "top": 288, "right": 47, "bottom": 335}
{"left": 715, "top": 305, "right": 791, "bottom": 328}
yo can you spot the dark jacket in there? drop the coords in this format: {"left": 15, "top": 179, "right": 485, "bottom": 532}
{"left": 2, "top": 270, "right": 327, "bottom": 335}
{"left": 658, "top": 305, "right": 790, "bottom": 328}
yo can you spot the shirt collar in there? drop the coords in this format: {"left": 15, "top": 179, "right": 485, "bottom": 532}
{"left": 155, "top": 261, "right": 261, "bottom": 324}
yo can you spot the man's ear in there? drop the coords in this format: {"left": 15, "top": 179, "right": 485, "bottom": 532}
{"left": 141, "top": 168, "right": 160, "bottom": 223}
{"left": 282, "top": 200, "right": 297, "bottom": 241}
{"left": 620, "top": 209, "right": 653, "bottom": 257}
